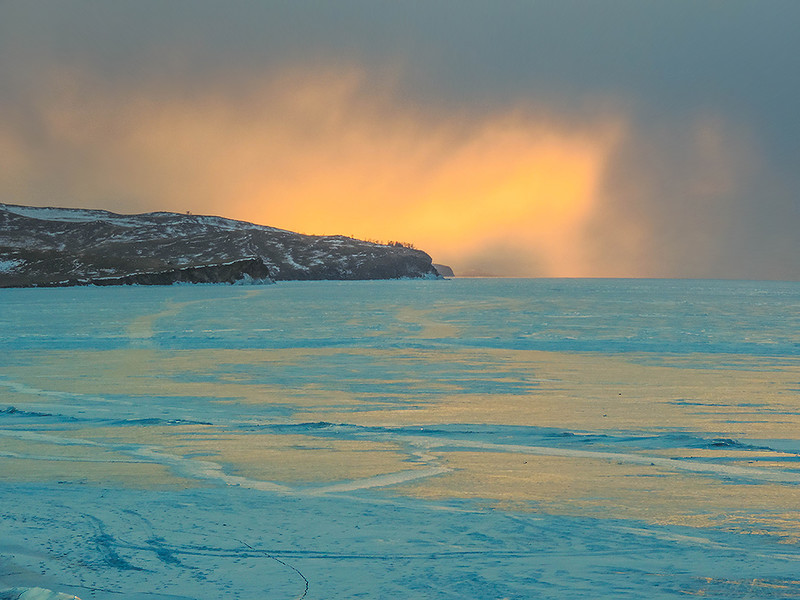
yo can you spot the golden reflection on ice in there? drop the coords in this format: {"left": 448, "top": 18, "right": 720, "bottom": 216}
{"left": 3, "top": 344, "right": 800, "bottom": 541}
{"left": 64, "top": 425, "right": 424, "bottom": 485}
{"left": 0, "top": 435, "right": 195, "bottom": 488}
{"left": 300, "top": 350, "right": 800, "bottom": 438}
{"left": 393, "top": 451, "right": 800, "bottom": 538}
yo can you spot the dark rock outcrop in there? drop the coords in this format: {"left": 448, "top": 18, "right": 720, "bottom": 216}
{"left": 432, "top": 263, "right": 455, "bottom": 278}
{"left": 0, "top": 203, "right": 441, "bottom": 287}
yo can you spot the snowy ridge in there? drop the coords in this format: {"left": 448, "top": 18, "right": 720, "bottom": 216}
{"left": 1, "top": 204, "right": 130, "bottom": 223}
{"left": 1, "top": 203, "right": 284, "bottom": 232}
{"left": 0, "top": 202, "right": 440, "bottom": 287}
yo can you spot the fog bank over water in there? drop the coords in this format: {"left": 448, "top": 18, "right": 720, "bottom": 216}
{"left": 1, "top": 2, "right": 798, "bottom": 278}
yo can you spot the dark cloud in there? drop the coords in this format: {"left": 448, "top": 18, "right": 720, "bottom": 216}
{"left": 6, "top": 2, "right": 798, "bottom": 111}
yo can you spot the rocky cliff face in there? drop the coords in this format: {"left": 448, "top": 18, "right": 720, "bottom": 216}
{"left": 0, "top": 204, "right": 441, "bottom": 287}
{"left": 36, "top": 258, "right": 274, "bottom": 287}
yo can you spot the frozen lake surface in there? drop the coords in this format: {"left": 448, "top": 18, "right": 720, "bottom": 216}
{"left": 1, "top": 278, "right": 800, "bottom": 599}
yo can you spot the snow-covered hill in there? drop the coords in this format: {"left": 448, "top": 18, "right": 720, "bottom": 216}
{"left": 0, "top": 203, "right": 441, "bottom": 287}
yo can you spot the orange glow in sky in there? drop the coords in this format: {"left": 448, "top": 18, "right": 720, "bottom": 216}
{"left": 12, "top": 65, "right": 625, "bottom": 276}
{"left": 211, "top": 68, "right": 622, "bottom": 276}
{"left": 250, "top": 118, "right": 617, "bottom": 276}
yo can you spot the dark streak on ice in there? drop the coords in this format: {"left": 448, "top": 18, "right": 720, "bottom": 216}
{"left": 111, "top": 418, "right": 213, "bottom": 426}
{"left": 88, "top": 516, "right": 146, "bottom": 572}
{"left": 249, "top": 421, "right": 787, "bottom": 455}
{"left": 1, "top": 406, "right": 53, "bottom": 417}
{"left": 238, "top": 539, "right": 309, "bottom": 600}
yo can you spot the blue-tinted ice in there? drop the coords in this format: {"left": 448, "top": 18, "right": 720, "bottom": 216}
{"left": 1, "top": 279, "right": 800, "bottom": 598}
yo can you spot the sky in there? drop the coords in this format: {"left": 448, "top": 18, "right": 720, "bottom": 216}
{"left": 1, "top": 1, "right": 799, "bottom": 278}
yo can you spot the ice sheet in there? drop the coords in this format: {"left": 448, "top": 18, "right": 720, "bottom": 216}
{"left": 1, "top": 279, "right": 800, "bottom": 598}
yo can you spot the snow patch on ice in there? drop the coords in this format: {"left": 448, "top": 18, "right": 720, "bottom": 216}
{"left": 399, "top": 435, "right": 800, "bottom": 484}
{"left": 0, "top": 378, "right": 109, "bottom": 405}
{"left": 0, "top": 587, "right": 81, "bottom": 600}
{"left": 130, "top": 447, "right": 292, "bottom": 493}
{"left": 310, "top": 467, "right": 450, "bottom": 494}
{"left": 611, "top": 526, "right": 731, "bottom": 550}
{"left": 0, "top": 429, "right": 103, "bottom": 448}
